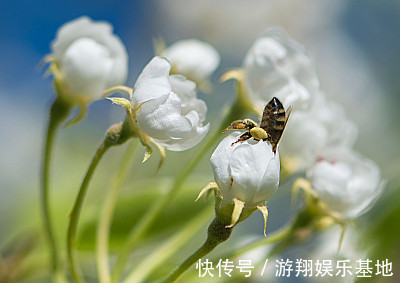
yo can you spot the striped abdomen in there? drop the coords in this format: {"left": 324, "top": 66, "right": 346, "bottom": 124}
{"left": 260, "top": 97, "right": 287, "bottom": 152}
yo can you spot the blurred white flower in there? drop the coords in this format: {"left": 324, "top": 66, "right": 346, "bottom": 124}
{"left": 280, "top": 94, "right": 358, "bottom": 169}
{"left": 243, "top": 28, "right": 319, "bottom": 110}
{"left": 210, "top": 132, "right": 280, "bottom": 206}
{"left": 310, "top": 226, "right": 367, "bottom": 283}
{"left": 307, "top": 147, "right": 382, "bottom": 219}
{"left": 153, "top": 0, "right": 346, "bottom": 56}
{"left": 163, "top": 39, "right": 220, "bottom": 84}
{"left": 51, "top": 16, "right": 128, "bottom": 104}
{"left": 132, "top": 56, "right": 209, "bottom": 151}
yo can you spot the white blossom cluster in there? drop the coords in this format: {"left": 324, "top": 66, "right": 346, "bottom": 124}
{"left": 50, "top": 17, "right": 220, "bottom": 152}
{"left": 211, "top": 28, "right": 382, "bottom": 220}
{"left": 252, "top": 28, "right": 381, "bottom": 218}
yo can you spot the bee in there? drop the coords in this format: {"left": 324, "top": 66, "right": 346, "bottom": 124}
{"left": 223, "top": 97, "right": 292, "bottom": 153}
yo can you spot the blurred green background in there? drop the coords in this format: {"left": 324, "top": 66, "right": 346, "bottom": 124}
{"left": 1, "top": 0, "right": 400, "bottom": 282}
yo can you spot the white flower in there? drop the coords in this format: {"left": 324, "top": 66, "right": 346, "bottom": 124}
{"left": 163, "top": 39, "right": 220, "bottom": 83}
{"left": 310, "top": 226, "right": 367, "bottom": 283}
{"left": 243, "top": 28, "right": 319, "bottom": 110}
{"left": 210, "top": 132, "right": 280, "bottom": 206}
{"left": 307, "top": 147, "right": 382, "bottom": 219}
{"left": 280, "top": 94, "right": 358, "bottom": 169}
{"left": 51, "top": 16, "right": 128, "bottom": 103}
{"left": 132, "top": 56, "right": 209, "bottom": 151}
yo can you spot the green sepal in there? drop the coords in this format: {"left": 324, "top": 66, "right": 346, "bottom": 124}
{"left": 149, "top": 139, "right": 166, "bottom": 172}
{"left": 64, "top": 103, "right": 88, "bottom": 128}
{"left": 106, "top": 97, "right": 132, "bottom": 110}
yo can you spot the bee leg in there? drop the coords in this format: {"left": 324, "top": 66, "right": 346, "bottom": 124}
{"left": 231, "top": 131, "right": 252, "bottom": 146}
{"left": 222, "top": 120, "right": 245, "bottom": 133}
{"left": 222, "top": 119, "right": 257, "bottom": 133}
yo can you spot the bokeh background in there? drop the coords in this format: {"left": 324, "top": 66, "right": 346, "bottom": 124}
{"left": 1, "top": 0, "right": 400, "bottom": 282}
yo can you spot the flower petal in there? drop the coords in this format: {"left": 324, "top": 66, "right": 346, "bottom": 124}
{"left": 244, "top": 28, "right": 319, "bottom": 110}
{"left": 210, "top": 132, "right": 241, "bottom": 192}
{"left": 132, "top": 56, "right": 172, "bottom": 104}
{"left": 137, "top": 92, "right": 192, "bottom": 140}
{"left": 307, "top": 147, "right": 382, "bottom": 218}
{"left": 61, "top": 38, "right": 113, "bottom": 100}
{"left": 229, "top": 140, "right": 279, "bottom": 204}
{"left": 170, "top": 75, "right": 207, "bottom": 121}
{"left": 159, "top": 110, "right": 210, "bottom": 151}
{"left": 164, "top": 39, "right": 220, "bottom": 82}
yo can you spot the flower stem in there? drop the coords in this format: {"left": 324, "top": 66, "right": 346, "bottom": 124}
{"left": 111, "top": 97, "right": 248, "bottom": 282}
{"left": 67, "top": 120, "right": 135, "bottom": 283}
{"left": 40, "top": 98, "right": 71, "bottom": 281}
{"left": 67, "top": 140, "right": 110, "bottom": 283}
{"left": 163, "top": 218, "right": 233, "bottom": 283}
{"left": 96, "top": 140, "right": 138, "bottom": 283}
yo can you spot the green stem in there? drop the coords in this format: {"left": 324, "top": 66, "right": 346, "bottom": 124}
{"left": 96, "top": 141, "right": 138, "bottom": 283}
{"left": 67, "top": 140, "right": 110, "bottom": 283}
{"left": 67, "top": 120, "right": 135, "bottom": 283}
{"left": 40, "top": 98, "right": 71, "bottom": 281}
{"left": 111, "top": 98, "right": 248, "bottom": 282}
{"left": 163, "top": 218, "right": 233, "bottom": 283}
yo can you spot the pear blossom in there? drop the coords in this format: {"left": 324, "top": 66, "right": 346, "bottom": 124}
{"left": 307, "top": 147, "right": 382, "bottom": 219}
{"left": 51, "top": 16, "right": 128, "bottom": 104}
{"left": 280, "top": 94, "right": 358, "bottom": 169}
{"left": 210, "top": 132, "right": 280, "bottom": 206}
{"left": 243, "top": 28, "right": 319, "bottom": 110}
{"left": 132, "top": 56, "right": 209, "bottom": 151}
{"left": 163, "top": 39, "right": 220, "bottom": 84}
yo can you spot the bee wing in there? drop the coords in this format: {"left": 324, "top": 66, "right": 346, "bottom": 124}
{"left": 274, "top": 105, "right": 292, "bottom": 149}
{"left": 285, "top": 105, "right": 293, "bottom": 123}
{"left": 259, "top": 103, "right": 271, "bottom": 130}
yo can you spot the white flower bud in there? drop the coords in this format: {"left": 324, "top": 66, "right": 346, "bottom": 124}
{"left": 51, "top": 16, "right": 128, "bottom": 104}
{"left": 163, "top": 39, "right": 220, "bottom": 83}
{"left": 132, "top": 56, "right": 209, "bottom": 151}
{"left": 307, "top": 147, "right": 382, "bottom": 219}
{"left": 243, "top": 28, "right": 319, "bottom": 110}
{"left": 280, "top": 94, "right": 358, "bottom": 169}
{"left": 210, "top": 132, "right": 280, "bottom": 206}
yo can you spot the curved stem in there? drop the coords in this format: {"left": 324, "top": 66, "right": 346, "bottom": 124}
{"left": 163, "top": 241, "right": 216, "bottom": 283}
{"left": 111, "top": 99, "right": 247, "bottom": 282}
{"left": 67, "top": 141, "right": 110, "bottom": 283}
{"left": 163, "top": 218, "right": 232, "bottom": 283}
{"left": 66, "top": 119, "right": 135, "bottom": 283}
{"left": 40, "top": 98, "right": 71, "bottom": 281}
{"left": 96, "top": 141, "right": 138, "bottom": 283}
